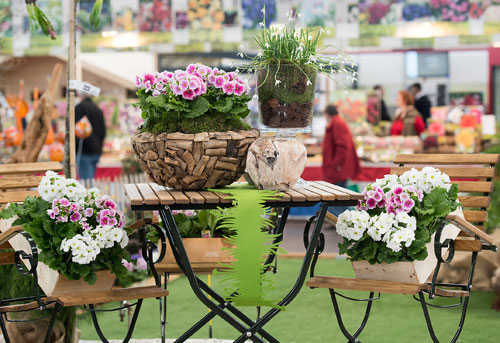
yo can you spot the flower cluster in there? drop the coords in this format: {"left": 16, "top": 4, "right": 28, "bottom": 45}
{"left": 338, "top": 167, "right": 459, "bottom": 264}
{"left": 39, "top": 171, "right": 128, "bottom": 265}
{"left": 136, "top": 63, "right": 248, "bottom": 101}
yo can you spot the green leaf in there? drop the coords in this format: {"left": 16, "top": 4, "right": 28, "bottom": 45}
{"left": 414, "top": 228, "right": 431, "bottom": 243}
{"left": 423, "top": 188, "right": 451, "bottom": 217}
{"left": 89, "top": 0, "right": 103, "bottom": 29}
{"left": 362, "top": 244, "right": 377, "bottom": 262}
{"left": 184, "top": 97, "right": 210, "bottom": 119}
{"left": 230, "top": 106, "right": 251, "bottom": 118}
{"left": 408, "top": 240, "right": 428, "bottom": 260}
{"left": 213, "top": 98, "right": 233, "bottom": 112}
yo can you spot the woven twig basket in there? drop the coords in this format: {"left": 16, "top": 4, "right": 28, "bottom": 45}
{"left": 131, "top": 129, "right": 259, "bottom": 190}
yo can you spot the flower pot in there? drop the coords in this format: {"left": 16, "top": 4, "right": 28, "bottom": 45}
{"left": 157, "top": 237, "right": 234, "bottom": 270}
{"left": 257, "top": 64, "right": 317, "bottom": 129}
{"left": 0, "top": 217, "right": 115, "bottom": 296}
{"left": 351, "top": 213, "right": 462, "bottom": 283}
{"left": 131, "top": 129, "right": 260, "bottom": 190}
{"left": 246, "top": 137, "right": 307, "bottom": 190}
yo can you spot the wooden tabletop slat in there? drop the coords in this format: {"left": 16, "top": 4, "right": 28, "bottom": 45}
{"left": 166, "top": 189, "right": 190, "bottom": 204}
{"left": 136, "top": 183, "right": 160, "bottom": 205}
{"left": 198, "top": 191, "right": 221, "bottom": 204}
{"left": 313, "top": 182, "right": 352, "bottom": 201}
{"left": 124, "top": 184, "right": 144, "bottom": 206}
{"left": 183, "top": 191, "right": 205, "bottom": 204}
{"left": 212, "top": 192, "right": 233, "bottom": 204}
{"left": 0, "top": 175, "right": 43, "bottom": 190}
{"left": 292, "top": 187, "right": 321, "bottom": 202}
{"left": 0, "top": 162, "right": 63, "bottom": 175}
{"left": 394, "top": 154, "right": 500, "bottom": 165}
{"left": 283, "top": 189, "right": 307, "bottom": 202}
{"left": 306, "top": 276, "right": 423, "bottom": 295}
{"left": 306, "top": 183, "right": 336, "bottom": 201}
{"left": 463, "top": 210, "right": 488, "bottom": 223}
{"left": 457, "top": 196, "right": 490, "bottom": 208}
{"left": 149, "top": 183, "right": 175, "bottom": 205}
{"left": 455, "top": 181, "right": 494, "bottom": 193}
{"left": 390, "top": 166, "right": 496, "bottom": 179}
{"left": 276, "top": 191, "right": 291, "bottom": 202}
{"left": 0, "top": 191, "right": 39, "bottom": 204}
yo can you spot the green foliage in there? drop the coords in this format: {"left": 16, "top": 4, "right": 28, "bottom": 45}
{"left": 0, "top": 197, "right": 128, "bottom": 285}
{"left": 212, "top": 185, "right": 284, "bottom": 308}
{"left": 26, "top": 2, "right": 56, "bottom": 39}
{"left": 89, "top": 0, "right": 103, "bottom": 29}
{"left": 137, "top": 86, "right": 251, "bottom": 134}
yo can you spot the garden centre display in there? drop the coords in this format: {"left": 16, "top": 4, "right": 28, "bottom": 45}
{"left": 337, "top": 167, "right": 461, "bottom": 282}
{"left": 0, "top": 171, "right": 129, "bottom": 295}
{"left": 133, "top": 64, "right": 259, "bottom": 190}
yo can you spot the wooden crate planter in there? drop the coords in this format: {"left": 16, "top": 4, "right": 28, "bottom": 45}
{"left": 0, "top": 218, "right": 115, "bottom": 296}
{"left": 131, "top": 130, "right": 260, "bottom": 190}
{"left": 158, "top": 237, "right": 234, "bottom": 270}
{"left": 352, "top": 214, "right": 462, "bottom": 283}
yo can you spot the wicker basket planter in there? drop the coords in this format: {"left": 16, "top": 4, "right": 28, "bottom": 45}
{"left": 131, "top": 129, "right": 260, "bottom": 189}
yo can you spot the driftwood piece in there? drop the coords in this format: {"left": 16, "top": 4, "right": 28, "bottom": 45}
{"left": 132, "top": 130, "right": 259, "bottom": 190}
{"left": 9, "top": 64, "right": 63, "bottom": 163}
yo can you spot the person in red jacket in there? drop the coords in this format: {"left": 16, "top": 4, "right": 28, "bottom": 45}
{"left": 390, "top": 90, "right": 425, "bottom": 136}
{"left": 322, "top": 104, "right": 361, "bottom": 217}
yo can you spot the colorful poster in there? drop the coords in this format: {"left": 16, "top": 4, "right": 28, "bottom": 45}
{"left": 449, "top": 91, "right": 484, "bottom": 106}
{"left": 188, "top": 0, "right": 225, "bottom": 31}
{"left": 242, "top": 0, "right": 276, "bottom": 29}
{"left": 430, "top": 0, "right": 469, "bottom": 22}
{"left": 110, "top": 0, "right": 139, "bottom": 31}
{"left": 402, "top": 1, "right": 432, "bottom": 21}
{"left": 138, "top": 0, "right": 172, "bottom": 32}
{"left": 358, "top": 0, "right": 396, "bottom": 25}
{"left": 331, "top": 90, "right": 367, "bottom": 124}
{"left": 0, "top": 0, "right": 12, "bottom": 37}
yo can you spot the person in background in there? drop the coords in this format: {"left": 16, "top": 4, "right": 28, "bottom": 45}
{"left": 409, "top": 83, "right": 431, "bottom": 125}
{"left": 391, "top": 90, "right": 425, "bottom": 136}
{"left": 322, "top": 104, "right": 360, "bottom": 217}
{"left": 373, "top": 85, "right": 391, "bottom": 121}
{"left": 75, "top": 96, "right": 106, "bottom": 180}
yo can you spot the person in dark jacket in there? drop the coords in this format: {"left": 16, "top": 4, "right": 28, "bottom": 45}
{"left": 373, "top": 85, "right": 391, "bottom": 121}
{"left": 322, "top": 104, "right": 360, "bottom": 217}
{"left": 409, "top": 83, "right": 431, "bottom": 125}
{"left": 75, "top": 96, "right": 106, "bottom": 180}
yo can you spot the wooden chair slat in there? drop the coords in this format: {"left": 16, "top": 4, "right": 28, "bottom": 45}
{"left": 165, "top": 190, "right": 190, "bottom": 204}
{"left": 283, "top": 189, "right": 306, "bottom": 202}
{"left": 292, "top": 188, "right": 321, "bottom": 202}
{"left": 420, "top": 284, "right": 469, "bottom": 298}
{"left": 390, "top": 167, "right": 495, "bottom": 179}
{"left": 57, "top": 286, "right": 169, "bottom": 307}
{"left": 211, "top": 192, "right": 233, "bottom": 204}
{"left": 455, "top": 181, "right": 494, "bottom": 193}
{"left": 0, "top": 162, "right": 62, "bottom": 175}
{"left": 463, "top": 210, "right": 488, "bottom": 223}
{"left": 394, "top": 154, "right": 500, "bottom": 165}
{"left": 156, "top": 262, "right": 229, "bottom": 274}
{"left": 149, "top": 183, "right": 175, "bottom": 205}
{"left": 314, "top": 182, "right": 352, "bottom": 200}
{"left": 454, "top": 238, "right": 482, "bottom": 252}
{"left": 306, "top": 276, "right": 423, "bottom": 295}
{"left": 0, "top": 175, "right": 43, "bottom": 190}
{"left": 135, "top": 183, "right": 159, "bottom": 205}
{"left": 198, "top": 191, "right": 221, "bottom": 204}
{"left": 183, "top": 191, "right": 205, "bottom": 204}
{"left": 0, "top": 252, "right": 15, "bottom": 266}
{"left": 306, "top": 184, "right": 336, "bottom": 201}
{"left": 124, "top": 184, "right": 144, "bottom": 206}
{"left": 0, "top": 226, "right": 23, "bottom": 246}
{"left": 446, "top": 213, "right": 494, "bottom": 244}
{"left": 0, "top": 242, "right": 12, "bottom": 249}
{"left": 0, "top": 191, "right": 39, "bottom": 204}
{"left": 457, "top": 196, "right": 490, "bottom": 208}
{"left": 0, "top": 297, "right": 59, "bottom": 313}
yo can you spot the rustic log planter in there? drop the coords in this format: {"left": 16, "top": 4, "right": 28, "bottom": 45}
{"left": 131, "top": 130, "right": 260, "bottom": 190}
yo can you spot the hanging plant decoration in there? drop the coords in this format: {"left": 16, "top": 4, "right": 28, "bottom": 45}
{"left": 211, "top": 185, "right": 285, "bottom": 308}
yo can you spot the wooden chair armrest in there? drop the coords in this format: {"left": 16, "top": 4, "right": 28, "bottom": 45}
{"left": 446, "top": 214, "right": 495, "bottom": 245}
{"left": 0, "top": 225, "right": 24, "bottom": 246}
{"left": 326, "top": 212, "right": 338, "bottom": 225}
{"left": 128, "top": 217, "right": 153, "bottom": 235}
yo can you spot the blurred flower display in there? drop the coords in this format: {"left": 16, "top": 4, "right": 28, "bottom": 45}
{"left": 242, "top": 0, "right": 276, "bottom": 29}
{"left": 138, "top": 0, "right": 171, "bottom": 32}
{"left": 188, "top": 0, "right": 225, "bottom": 31}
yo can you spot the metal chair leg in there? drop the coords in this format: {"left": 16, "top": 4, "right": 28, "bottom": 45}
{"left": 329, "top": 289, "right": 376, "bottom": 343}
{"left": 0, "top": 313, "right": 10, "bottom": 343}
{"left": 89, "top": 299, "right": 143, "bottom": 343}
{"left": 44, "top": 303, "right": 61, "bottom": 343}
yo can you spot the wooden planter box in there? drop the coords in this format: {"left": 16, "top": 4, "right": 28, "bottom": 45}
{"left": 131, "top": 130, "right": 259, "bottom": 190}
{"left": 352, "top": 210, "right": 462, "bottom": 284}
{"left": 157, "top": 237, "right": 234, "bottom": 273}
{"left": 0, "top": 218, "right": 115, "bottom": 296}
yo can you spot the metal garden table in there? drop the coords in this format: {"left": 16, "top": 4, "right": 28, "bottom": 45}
{"left": 124, "top": 181, "right": 362, "bottom": 343}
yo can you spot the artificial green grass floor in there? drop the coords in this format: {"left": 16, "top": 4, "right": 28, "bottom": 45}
{"left": 79, "top": 258, "right": 500, "bottom": 342}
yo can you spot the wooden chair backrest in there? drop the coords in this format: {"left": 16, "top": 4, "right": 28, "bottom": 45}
{"left": 0, "top": 162, "right": 63, "bottom": 264}
{"left": 391, "top": 154, "right": 500, "bottom": 229}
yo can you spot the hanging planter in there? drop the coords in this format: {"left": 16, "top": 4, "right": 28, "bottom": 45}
{"left": 257, "top": 64, "right": 317, "bottom": 129}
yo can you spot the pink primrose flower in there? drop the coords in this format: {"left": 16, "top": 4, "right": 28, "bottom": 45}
{"left": 223, "top": 82, "right": 235, "bottom": 95}
{"left": 182, "top": 89, "right": 195, "bottom": 100}
{"left": 366, "top": 198, "right": 377, "bottom": 209}
{"left": 57, "top": 215, "right": 68, "bottom": 223}
{"left": 122, "top": 259, "right": 135, "bottom": 272}
{"left": 387, "top": 205, "right": 395, "bottom": 214}
{"left": 82, "top": 222, "right": 90, "bottom": 230}
{"left": 136, "top": 257, "right": 148, "bottom": 271}
{"left": 215, "top": 76, "right": 225, "bottom": 88}
{"left": 189, "top": 79, "right": 198, "bottom": 89}
{"left": 48, "top": 209, "right": 56, "bottom": 219}
{"left": 52, "top": 206, "right": 60, "bottom": 215}
{"left": 373, "top": 191, "right": 382, "bottom": 202}
{"left": 186, "top": 64, "right": 197, "bottom": 74}
{"left": 104, "top": 199, "right": 117, "bottom": 210}
{"left": 403, "top": 199, "right": 415, "bottom": 211}
{"left": 393, "top": 186, "right": 403, "bottom": 195}
{"left": 179, "top": 79, "right": 189, "bottom": 90}
{"left": 234, "top": 82, "right": 245, "bottom": 96}
{"left": 144, "top": 73, "right": 155, "bottom": 84}
{"left": 208, "top": 74, "right": 216, "bottom": 84}
{"left": 366, "top": 190, "right": 376, "bottom": 199}
{"left": 135, "top": 75, "right": 142, "bottom": 87}
{"left": 59, "top": 199, "right": 70, "bottom": 207}
{"left": 70, "top": 212, "right": 82, "bottom": 222}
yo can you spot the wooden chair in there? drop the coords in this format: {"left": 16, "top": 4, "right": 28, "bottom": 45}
{"left": 0, "top": 162, "right": 169, "bottom": 343}
{"left": 306, "top": 154, "right": 499, "bottom": 343}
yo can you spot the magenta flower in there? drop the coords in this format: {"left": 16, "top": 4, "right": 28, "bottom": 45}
{"left": 48, "top": 209, "right": 56, "bottom": 219}
{"left": 182, "top": 89, "right": 195, "bottom": 100}
{"left": 59, "top": 199, "right": 70, "bottom": 207}
{"left": 366, "top": 190, "right": 376, "bottom": 199}
{"left": 144, "top": 73, "right": 155, "bottom": 84}
{"left": 84, "top": 208, "right": 93, "bottom": 217}
{"left": 135, "top": 75, "right": 142, "bottom": 87}
{"left": 373, "top": 191, "right": 382, "bottom": 202}
{"left": 387, "top": 205, "right": 395, "bottom": 214}
{"left": 393, "top": 186, "right": 403, "bottom": 195}
{"left": 215, "top": 76, "right": 224, "bottom": 88}
{"left": 189, "top": 79, "right": 198, "bottom": 89}
{"left": 403, "top": 199, "right": 415, "bottom": 211}
{"left": 186, "top": 64, "right": 197, "bottom": 74}
{"left": 70, "top": 212, "right": 82, "bottom": 222}
{"left": 234, "top": 83, "right": 245, "bottom": 96}
{"left": 208, "top": 74, "right": 216, "bottom": 84}
{"left": 179, "top": 79, "right": 189, "bottom": 90}
{"left": 223, "top": 82, "right": 235, "bottom": 95}
{"left": 122, "top": 260, "right": 135, "bottom": 272}
{"left": 57, "top": 215, "right": 68, "bottom": 223}
{"left": 366, "top": 198, "right": 377, "bottom": 209}
{"left": 82, "top": 222, "right": 90, "bottom": 230}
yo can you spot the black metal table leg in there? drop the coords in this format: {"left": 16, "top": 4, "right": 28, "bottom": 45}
{"left": 44, "top": 303, "right": 62, "bottom": 343}
{"left": 232, "top": 202, "right": 330, "bottom": 343}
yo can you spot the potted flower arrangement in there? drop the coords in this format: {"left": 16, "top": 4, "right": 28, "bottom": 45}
{"left": 337, "top": 167, "right": 462, "bottom": 283}
{"left": 242, "top": 8, "right": 357, "bottom": 129}
{"left": 0, "top": 171, "right": 129, "bottom": 295}
{"left": 132, "top": 63, "right": 259, "bottom": 190}
{"left": 153, "top": 209, "right": 235, "bottom": 268}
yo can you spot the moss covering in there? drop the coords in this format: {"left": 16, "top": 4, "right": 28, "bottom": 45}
{"left": 257, "top": 64, "right": 317, "bottom": 104}
{"left": 141, "top": 112, "right": 251, "bottom": 134}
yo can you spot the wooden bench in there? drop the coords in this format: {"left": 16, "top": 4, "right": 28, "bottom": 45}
{"left": 306, "top": 154, "right": 499, "bottom": 343}
{"left": 0, "top": 162, "right": 169, "bottom": 343}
